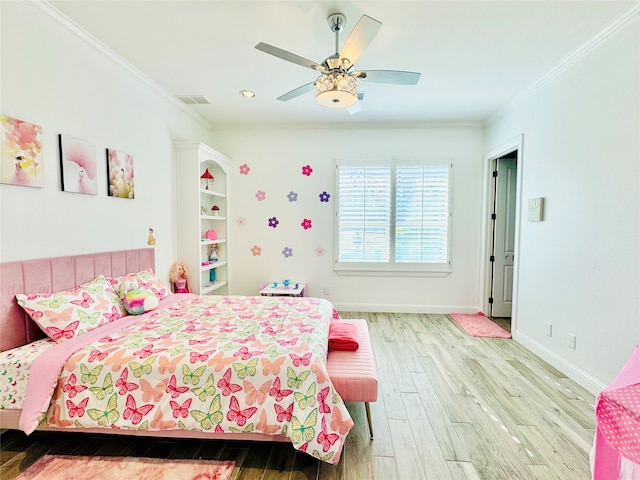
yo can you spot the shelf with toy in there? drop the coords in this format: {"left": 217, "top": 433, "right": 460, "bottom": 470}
{"left": 202, "top": 281, "right": 228, "bottom": 295}
{"left": 200, "top": 239, "right": 227, "bottom": 246}
{"left": 200, "top": 189, "right": 225, "bottom": 198}
{"left": 200, "top": 215, "right": 227, "bottom": 221}
{"left": 200, "top": 261, "right": 227, "bottom": 272}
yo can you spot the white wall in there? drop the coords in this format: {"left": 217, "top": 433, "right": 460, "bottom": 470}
{"left": 213, "top": 126, "right": 485, "bottom": 313}
{"left": 485, "top": 17, "right": 640, "bottom": 392}
{"left": 0, "top": 1, "right": 212, "bottom": 281}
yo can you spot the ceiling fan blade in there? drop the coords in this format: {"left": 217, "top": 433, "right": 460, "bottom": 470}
{"left": 347, "top": 93, "right": 364, "bottom": 115}
{"left": 354, "top": 70, "right": 421, "bottom": 85}
{"left": 339, "top": 15, "right": 381, "bottom": 66}
{"left": 276, "top": 82, "right": 316, "bottom": 102}
{"left": 347, "top": 101, "right": 362, "bottom": 115}
{"left": 255, "top": 42, "right": 322, "bottom": 71}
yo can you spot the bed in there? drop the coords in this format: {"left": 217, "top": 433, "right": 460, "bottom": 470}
{"left": 0, "top": 248, "right": 353, "bottom": 464}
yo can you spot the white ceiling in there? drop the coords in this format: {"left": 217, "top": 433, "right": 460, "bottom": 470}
{"left": 48, "top": 0, "right": 636, "bottom": 128}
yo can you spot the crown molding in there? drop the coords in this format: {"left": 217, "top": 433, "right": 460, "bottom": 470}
{"left": 485, "top": 3, "right": 640, "bottom": 126}
{"left": 211, "top": 120, "right": 485, "bottom": 132}
{"left": 28, "top": 0, "right": 213, "bottom": 129}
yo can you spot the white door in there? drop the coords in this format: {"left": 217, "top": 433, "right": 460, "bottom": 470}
{"left": 491, "top": 157, "right": 517, "bottom": 317}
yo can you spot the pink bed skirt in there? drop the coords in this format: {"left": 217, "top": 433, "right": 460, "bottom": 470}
{"left": 0, "top": 408, "right": 289, "bottom": 442}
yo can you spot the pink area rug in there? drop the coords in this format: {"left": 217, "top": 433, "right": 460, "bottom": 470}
{"left": 449, "top": 312, "right": 512, "bottom": 339}
{"left": 15, "top": 455, "right": 235, "bottom": 480}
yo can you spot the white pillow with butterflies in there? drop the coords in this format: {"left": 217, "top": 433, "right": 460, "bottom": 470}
{"left": 107, "top": 269, "right": 170, "bottom": 301}
{"left": 16, "top": 275, "right": 128, "bottom": 343}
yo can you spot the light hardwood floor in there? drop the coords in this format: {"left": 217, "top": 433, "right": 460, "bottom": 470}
{"left": 0, "top": 312, "right": 596, "bottom": 479}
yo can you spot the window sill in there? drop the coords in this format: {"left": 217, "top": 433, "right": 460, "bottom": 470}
{"left": 334, "top": 267, "right": 451, "bottom": 278}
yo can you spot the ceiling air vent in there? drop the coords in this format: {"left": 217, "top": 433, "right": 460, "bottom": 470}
{"left": 176, "top": 95, "right": 211, "bottom": 105}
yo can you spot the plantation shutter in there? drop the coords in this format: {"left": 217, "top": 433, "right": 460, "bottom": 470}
{"left": 337, "top": 165, "right": 391, "bottom": 262}
{"left": 395, "top": 165, "right": 450, "bottom": 263}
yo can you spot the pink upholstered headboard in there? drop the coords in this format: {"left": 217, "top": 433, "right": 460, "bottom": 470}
{"left": 0, "top": 248, "right": 155, "bottom": 352}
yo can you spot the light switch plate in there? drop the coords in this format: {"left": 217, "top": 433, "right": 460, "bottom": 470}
{"left": 528, "top": 197, "right": 544, "bottom": 222}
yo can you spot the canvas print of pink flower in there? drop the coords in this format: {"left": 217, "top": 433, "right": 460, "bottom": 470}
{"left": 107, "top": 148, "right": 135, "bottom": 199}
{"left": 59, "top": 134, "right": 97, "bottom": 195}
{"left": 1, "top": 115, "right": 44, "bottom": 188}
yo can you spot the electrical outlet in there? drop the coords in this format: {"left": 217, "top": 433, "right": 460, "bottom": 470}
{"left": 545, "top": 322, "right": 552, "bottom": 337}
{"left": 568, "top": 334, "right": 576, "bottom": 350}
{"left": 323, "top": 286, "right": 330, "bottom": 296}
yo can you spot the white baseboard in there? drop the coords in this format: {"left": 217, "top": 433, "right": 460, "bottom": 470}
{"left": 332, "top": 303, "right": 480, "bottom": 314}
{"left": 513, "top": 331, "right": 605, "bottom": 396}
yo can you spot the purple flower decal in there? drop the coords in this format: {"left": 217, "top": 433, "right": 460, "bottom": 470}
{"left": 315, "top": 246, "right": 326, "bottom": 257}
{"left": 239, "top": 164, "right": 250, "bottom": 175}
{"left": 268, "top": 217, "right": 279, "bottom": 228}
{"left": 251, "top": 245, "right": 262, "bottom": 256}
{"left": 282, "top": 247, "right": 293, "bottom": 258}
{"left": 319, "top": 191, "right": 330, "bottom": 203}
{"left": 255, "top": 190, "right": 266, "bottom": 201}
{"left": 301, "top": 165, "right": 313, "bottom": 176}
{"left": 301, "top": 218, "right": 312, "bottom": 230}
{"left": 287, "top": 191, "right": 298, "bottom": 202}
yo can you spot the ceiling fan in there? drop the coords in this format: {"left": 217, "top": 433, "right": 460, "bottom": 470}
{"left": 255, "top": 12, "right": 421, "bottom": 111}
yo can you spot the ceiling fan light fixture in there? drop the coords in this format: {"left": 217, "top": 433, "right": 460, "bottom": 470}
{"left": 315, "top": 72, "right": 357, "bottom": 109}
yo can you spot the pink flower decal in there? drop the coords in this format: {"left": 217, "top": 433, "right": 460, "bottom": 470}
{"left": 301, "top": 219, "right": 312, "bottom": 230}
{"left": 301, "top": 165, "right": 313, "bottom": 176}
{"left": 251, "top": 245, "right": 262, "bottom": 256}
{"left": 255, "top": 190, "right": 266, "bottom": 201}
{"left": 315, "top": 247, "right": 325, "bottom": 257}
{"left": 236, "top": 217, "right": 246, "bottom": 227}
{"left": 239, "top": 164, "right": 250, "bottom": 175}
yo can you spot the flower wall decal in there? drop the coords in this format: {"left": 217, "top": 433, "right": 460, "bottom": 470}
{"left": 315, "top": 246, "right": 326, "bottom": 257}
{"left": 319, "top": 191, "right": 330, "bottom": 202}
{"left": 282, "top": 247, "right": 293, "bottom": 258}
{"left": 236, "top": 217, "right": 246, "bottom": 227}
{"left": 268, "top": 217, "right": 279, "bottom": 228}
{"left": 251, "top": 245, "right": 262, "bottom": 256}
{"left": 287, "top": 191, "right": 298, "bottom": 202}
{"left": 301, "top": 218, "right": 312, "bottom": 230}
{"left": 301, "top": 165, "right": 313, "bottom": 176}
{"left": 239, "top": 164, "right": 250, "bottom": 175}
{"left": 255, "top": 190, "right": 266, "bottom": 201}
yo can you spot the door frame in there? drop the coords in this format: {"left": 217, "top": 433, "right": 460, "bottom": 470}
{"left": 479, "top": 135, "right": 524, "bottom": 331}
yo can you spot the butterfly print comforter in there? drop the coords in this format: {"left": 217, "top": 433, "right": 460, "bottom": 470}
{"left": 19, "top": 294, "right": 354, "bottom": 464}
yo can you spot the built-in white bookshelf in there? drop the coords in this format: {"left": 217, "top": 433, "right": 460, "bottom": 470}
{"left": 175, "top": 142, "right": 230, "bottom": 295}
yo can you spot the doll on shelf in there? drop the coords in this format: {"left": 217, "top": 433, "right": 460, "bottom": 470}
{"left": 169, "top": 262, "right": 191, "bottom": 294}
{"left": 207, "top": 243, "right": 219, "bottom": 263}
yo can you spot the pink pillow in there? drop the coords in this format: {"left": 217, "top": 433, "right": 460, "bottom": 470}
{"left": 16, "top": 275, "right": 127, "bottom": 343}
{"left": 107, "top": 269, "right": 169, "bottom": 301}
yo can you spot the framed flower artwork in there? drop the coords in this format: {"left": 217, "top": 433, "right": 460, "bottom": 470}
{"left": 1, "top": 115, "right": 44, "bottom": 188}
{"left": 59, "top": 134, "right": 98, "bottom": 195}
{"left": 106, "top": 148, "right": 134, "bottom": 199}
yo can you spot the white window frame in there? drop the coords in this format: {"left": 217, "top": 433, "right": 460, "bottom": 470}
{"left": 334, "top": 158, "right": 453, "bottom": 276}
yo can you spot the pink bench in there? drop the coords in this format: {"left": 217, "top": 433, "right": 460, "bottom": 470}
{"left": 326, "top": 319, "right": 379, "bottom": 440}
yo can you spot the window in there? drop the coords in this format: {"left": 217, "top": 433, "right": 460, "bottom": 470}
{"left": 335, "top": 159, "right": 451, "bottom": 274}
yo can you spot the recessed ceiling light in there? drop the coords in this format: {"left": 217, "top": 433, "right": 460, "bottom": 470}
{"left": 240, "top": 90, "right": 256, "bottom": 99}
